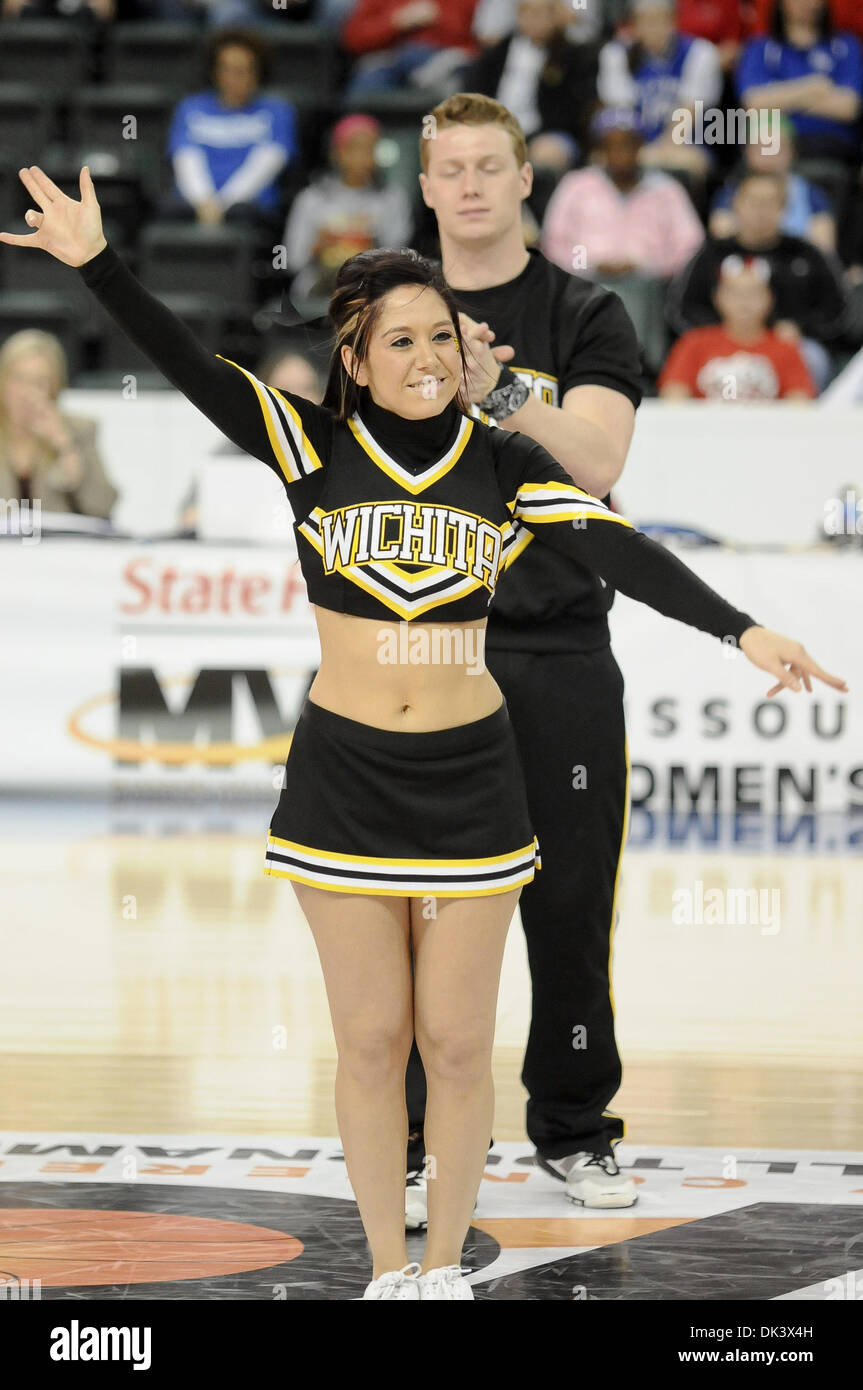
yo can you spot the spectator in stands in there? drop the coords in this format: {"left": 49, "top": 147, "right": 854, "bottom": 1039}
{"left": 541, "top": 107, "right": 705, "bottom": 279}
{"left": 0, "top": 330, "right": 117, "bottom": 518}
{"left": 676, "top": 0, "right": 758, "bottom": 71}
{"left": 342, "top": 0, "right": 478, "bottom": 95}
{"left": 261, "top": 349, "right": 325, "bottom": 403}
{"left": 737, "top": 0, "right": 863, "bottom": 163}
{"left": 751, "top": 0, "right": 863, "bottom": 47}
{"left": 598, "top": 0, "right": 723, "bottom": 172}
{"left": 282, "top": 114, "right": 413, "bottom": 303}
{"left": 161, "top": 30, "right": 297, "bottom": 236}
{"left": 708, "top": 113, "right": 837, "bottom": 255}
{"left": 667, "top": 169, "right": 847, "bottom": 388}
{"left": 464, "top": 0, "right": 599, "bottom": 163}
{"left": 472, "top": 0, "right": 603, "bottom": 48}
{"left": 659, "top": 254, "right": 816, "bottom": 398}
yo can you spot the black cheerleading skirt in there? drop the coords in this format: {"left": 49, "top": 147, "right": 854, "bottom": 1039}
{"left": 264, "top": 698, "right": 541, "bottom": 898}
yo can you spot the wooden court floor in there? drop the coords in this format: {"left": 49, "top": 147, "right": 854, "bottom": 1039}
{"left": 1, "top": 829, "right": 861, "bottom": 1151}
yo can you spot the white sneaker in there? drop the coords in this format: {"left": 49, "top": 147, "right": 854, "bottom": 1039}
{"left": 361, "top": 1262, "right": 422, "bottom": 1300}
{"left": 405, "top": 1175, "right": 479, "bottom": 1230}
{"left": 538, "top": 1151, "right": 638, "bottom": 1208}
{"left": 405, "top": 1173, "right": 428, "bottom": 1231}
{"left": 418, "top": 1265, "right": 474, "bottom": 1300}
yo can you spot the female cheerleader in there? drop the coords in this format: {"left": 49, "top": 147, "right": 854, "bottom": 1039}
{"left": 1, "top": 166, "right": 846, "bottom": 1302}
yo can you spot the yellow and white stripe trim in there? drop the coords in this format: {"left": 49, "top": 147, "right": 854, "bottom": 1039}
{"left": 217, "top": 354, "right": 323, "bottom": 484}
{"left": 348, "top": 412, "right": 473, "bottom": 494}
{"left": 264, "top": 833, "right": 540, "bottom": 897}
{"left": 512, "top": 482, "right": 635, "bottom": 528}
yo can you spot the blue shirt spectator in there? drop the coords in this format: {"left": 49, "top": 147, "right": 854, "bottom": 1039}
{"left": 707, "top": 111, "right": 838, "bottom": 256}
{"left": 598, "top": 0, "right": 722, "bottom": 173}
{"left": 601, "top": 33, "right": 717, "bottom": 143}
{"left": 168, "top": 91, "right": 298, "bottom": 213}
{"left": 712, "top": 171, "right": 830, "bottom": 236}
{"left": 737, "top": 15, "right": 863, "bottom": 161}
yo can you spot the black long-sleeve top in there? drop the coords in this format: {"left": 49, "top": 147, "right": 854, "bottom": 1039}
{"left": 77, "top": 242, "right": 758, "bottom": 640}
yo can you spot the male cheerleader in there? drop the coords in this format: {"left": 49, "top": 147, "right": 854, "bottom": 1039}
{"left": 404, "top": 93, "right": 643, "bottom": 1217}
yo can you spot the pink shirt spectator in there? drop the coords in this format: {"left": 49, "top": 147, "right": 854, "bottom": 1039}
{"left": 541, "top": 167, "right": 705, "bottom": 279}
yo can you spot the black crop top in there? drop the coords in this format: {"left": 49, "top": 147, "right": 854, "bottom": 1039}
{"left": 77, "top": 243, "right": 758, "bottom": 641}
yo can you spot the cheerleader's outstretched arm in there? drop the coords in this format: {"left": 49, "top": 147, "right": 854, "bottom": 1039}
{"left": 495, "top": 430, "right": 848, "bottom": 699}
{"left": 0, "top": 165, "right": 330, "bottom": 498}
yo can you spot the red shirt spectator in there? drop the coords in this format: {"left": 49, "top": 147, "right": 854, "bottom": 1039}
{"left": 343, "top": 0, "right": 478, "bottom": 56}
{"left": 659, "top": 323, "right": 816, "bottom": 397}
{"left": 661, "top": 253, "right": 816, "bottom": 399}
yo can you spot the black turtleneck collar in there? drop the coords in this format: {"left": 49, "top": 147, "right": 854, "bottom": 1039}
{"left": 356, "top": 387, "right": 461, "bottom": 472}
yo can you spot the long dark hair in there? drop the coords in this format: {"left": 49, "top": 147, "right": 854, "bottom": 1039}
{"left": 769, "top": 0, "right": 833, "bottom": 43}
{"left": 321, "top": 248, "right": 469, "bottom": 421}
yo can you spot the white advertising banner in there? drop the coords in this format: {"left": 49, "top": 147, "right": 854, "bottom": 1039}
{"left": 1, "top": 541, "right": 860, "bottom": 817}
{"left": 60, "top": 391, "right": 863, "bottom": 546}
{"left": 607, "top": 549, "right": 862, "bottom": 824}
{"left": 1, "top": 538, "right": 319, "bottom": 792}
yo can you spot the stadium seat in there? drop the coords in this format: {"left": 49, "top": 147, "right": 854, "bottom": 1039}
{"left": 0, "top": 290, "right": 83, "bottom": 375}
{"left": 66, "top": 86, "right": 176, "bottom": 202}
{"left": 0, "top": 221, "right": 96, "bottom": 326}
{"left": 793, "top": 158, "right": 854, "bottom": 224}
{"left": 655, "top": 166, "right": 709, "bottom": 224}
{"left": 103, "top": 22, "right": 206, "bottom": 93}
{"left": 0, "top": 159, "right": 17, "bottom": 231}
{"left": 840, "top": 279, "right": 863, "bottom": 349}
{"left": 3, "top": 154, "right": 145, "bottom": 255}
{"left": 597, "top": 274, "right": 670, "bottom": 376}
{"left": 0, "top": 84, "right": 59, "bottom": 163}
{"left": 137, "top": 224, "right": 257, "bottom": 309}
{"left": 264, "top": 26, "right": 339, "bottom": 101}
{"left": 341, "top": 89, "right": 437, "bottom": 122}
{"left": 0, "top": 20, "right": 91, "bottom": 95}
{"left": 90, "top": 292, "right": 226, "bottom": 379}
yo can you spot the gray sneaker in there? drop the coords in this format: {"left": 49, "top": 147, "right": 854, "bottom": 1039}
{"left": 537, "top": 1151, "right": 638, "bottom": 1208}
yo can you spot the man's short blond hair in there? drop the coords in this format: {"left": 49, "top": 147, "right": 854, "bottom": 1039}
{"left": 420, "top": 93, "right": 528, "bottom": 172}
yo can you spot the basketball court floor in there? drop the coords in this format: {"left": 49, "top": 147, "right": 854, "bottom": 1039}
{"left": 1, "top": 795, "right": 860, "bottom": 1301}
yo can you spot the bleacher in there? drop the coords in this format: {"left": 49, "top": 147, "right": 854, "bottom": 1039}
{"left": 0, "top": 10, "right": 861, "bottom": 394}
{"left": 0, "top": 16, "right": 435, "bottom": 387}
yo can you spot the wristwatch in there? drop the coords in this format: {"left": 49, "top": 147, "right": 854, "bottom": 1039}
{"left": 478, "top": 367, "right": 530, "bottom": 421}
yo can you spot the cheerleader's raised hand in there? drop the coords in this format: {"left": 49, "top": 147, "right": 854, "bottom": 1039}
{"left": 0, "top": 165, "right": 107, "bottom": 268}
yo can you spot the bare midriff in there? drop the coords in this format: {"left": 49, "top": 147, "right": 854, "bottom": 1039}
{"left": 309, "top": 606, "right": 502, "bottom": 732}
